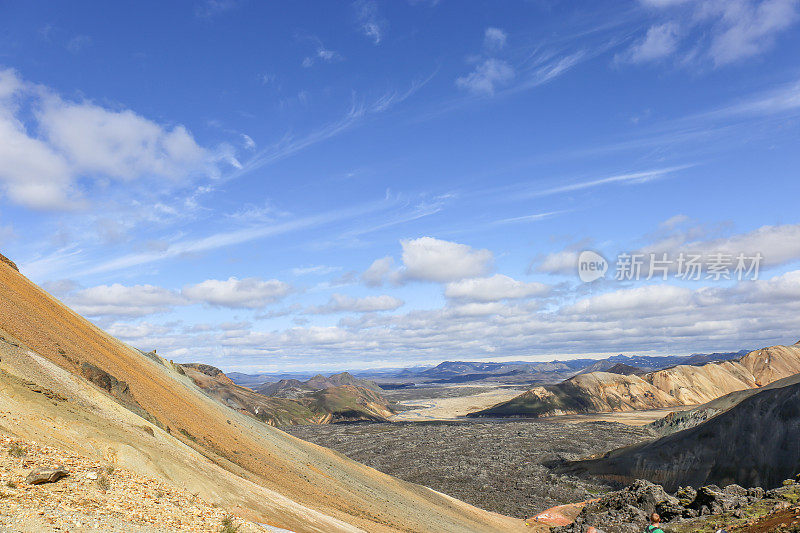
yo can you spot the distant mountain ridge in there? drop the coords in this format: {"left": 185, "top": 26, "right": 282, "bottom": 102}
{"left": 228, "top": 351, "right": 748, "bottom": 389}
{"left": 256, "top": 371, "right": 382, "bottom": 399}
{"left": 470, "top": 343, "right": 800, "bottom": 418}
{"left": 182, "top": 364, "right": 394, "bottom": 425}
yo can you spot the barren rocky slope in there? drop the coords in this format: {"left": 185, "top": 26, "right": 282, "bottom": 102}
{"left": 565, "top": 379, "right": 800, "bottom": 491}
{"left": 650, "top": 372, "right": 800, "bottom": 436}
{"left": 0, "top": 434, "right": 260, "bottom": 532}
{"left": 471, "top": 343, "right": 800, "bottom": 418}
{"left": 0, "top": 257, "right": 524, "bottom": 533}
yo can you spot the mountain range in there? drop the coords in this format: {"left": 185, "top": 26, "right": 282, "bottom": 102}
{"left": 181, "top": 364, "right": 394, "bottom": 425}
{"left": 470, "top": 343, "right": 800, "bottom": 418}
{"left": 256, "top": 371, "right": 382, "bottom": 398}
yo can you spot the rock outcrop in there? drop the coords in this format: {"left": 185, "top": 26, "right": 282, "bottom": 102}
{"left": 0, "top": 253, "right": 18, "bottom": 272}
{"left": 551, "top": 477, "right": 800, "bottom": 533}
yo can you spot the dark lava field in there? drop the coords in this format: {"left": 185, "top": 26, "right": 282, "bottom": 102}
{"left": 283, "top": 419, "right": 653, "bottom": 518}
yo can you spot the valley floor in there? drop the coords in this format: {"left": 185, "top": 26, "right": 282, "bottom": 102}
{"left": 388, "top": 387, "right": 525, "bottom": 421}
{"left": 283, "top": 419, "right": 653, "bottom": 518}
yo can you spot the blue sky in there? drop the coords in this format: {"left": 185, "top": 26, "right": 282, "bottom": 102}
{"left": 1, "top": 0, "right": 800, "bottom": 372}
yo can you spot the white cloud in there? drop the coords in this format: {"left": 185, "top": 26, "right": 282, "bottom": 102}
{"left": 107, "top": 321, "right": 174, "bottom": 340}
{"left": 307, "top": 293, "right": 404, "bottom": 314}
{"left": 302, "top": 47, "right": 342, "bottom": 68}
{"left": 400, "top": 237, "right": 493, "bottom": 283}
{"left": 38, "top": 97, "right": 209, "bottom": 181}
{"left": 626, "top": 23, "right": 680, "bottom": 62}
{"left": 456, "top": 59, "right": 515, "bottom": 96}
{"left": 524, "top": 166, "right": 690, "bottom": 199}
{"left": 566, "top": 284, "right": 693, "bottom": 315}
{"left": 114, "top": 266, "right": 800, "bottom": 371}
{"left": 642, "top": 222, "right": 800, "bottom": 269}
{"left": 362, "top": 256, "right": 395, "bottom": 287}
{"left": 702, "top": 0, "right": 799, "bottom": 66}
{"left": 484, "top": 27, "right": 507, "bottom": 50}
{"left": 0, "top": 68, "right": 219, "bottom": 211}
{"left": 445, "top": 274, "right": 550, "bottom": 302}
{"left": 537, "top": 250, "right": 581, "bottom": 275}
{"left": 241, "top": 134, "right": 256, "bottom": 150}
{"left": 291, "top": 265, "right": 340, "bottom": 276}
{"left": 354, "top": 0, "right": 385, "bottom": 44}
{"left": 68, "top": 284, "right": 185, "bottom": 317}
{"left": 182, "top": 277, "right": 292, "bottom": 309}
{"left": 631, "top": 0, "right": 799, "bottom": 67}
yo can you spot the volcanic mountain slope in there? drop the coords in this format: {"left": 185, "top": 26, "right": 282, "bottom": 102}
{"left": 256, "top": 371, "right": 382, "bottom": 398}
{"left": 650, "top": 371, "right": 800, "bottom": 436}
{"left": 182, "top": 363, "right": 394, "bottom": 425}
{"left": 565, "top": 378, "right": 800, "bottom": 491}
{"left": 470, "top": 343, "right": 800, "bottom": 418}
{"left": 0, "top": 257, "right": 524, "bottom": 533}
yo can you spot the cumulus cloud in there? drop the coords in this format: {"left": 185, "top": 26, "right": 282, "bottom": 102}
{"left": 537, "top": 250, "right": 581, "bottom": 275}
{"left": 566, "top": 284, "right": 693, "bottom": 316}
{"left": 362, "top": 256, "right": 395, "bottom": 287}
{"left": 641, "top": 222, "right": 800, "bottom": 269}
{"left": 0, "top": 68, "right": 220, "bottom": 210}
{"left": 116, "top": 265, "right": 800, "bottom": 371}
{"left": 182, "top": 277, "right": 292, "bottom": 309}
{"left": 306, "top": 293, "right": 404, "bottom": 314}
{"left": 456, "top": 58, "right": 515, "bottom": 96}
{"left": 445, "top": 274, "right": 550, "bottom": 302}
{"left": 106, "top": 321, "right": 175, "bottom": 340}
{"left": 67, "top": 284, "right": 185, "bottom": 318}
{"left": 400, "top": 237, "right": 493, "bottom": 283}
{"left": 362, "top": 238, "right": 495, "bottom": 285}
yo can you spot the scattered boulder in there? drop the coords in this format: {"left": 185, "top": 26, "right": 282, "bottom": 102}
{"left": 687, "top": 484, "right": 749, "bottom": 516}
{"left": 553, "top": 477, "right": 797, "bottom": 532}
{"left": 26, "top": 466, "right": 69, "bottom": 485}
{"left": 553, "top": 480, "right": 678, "bottom": 533}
